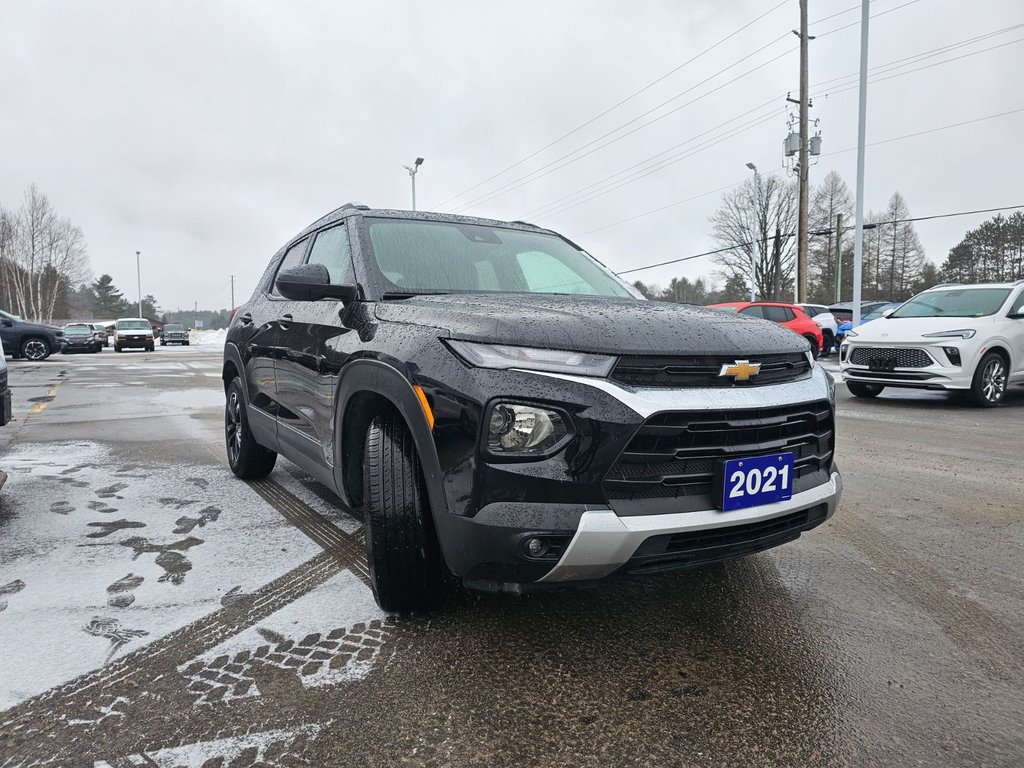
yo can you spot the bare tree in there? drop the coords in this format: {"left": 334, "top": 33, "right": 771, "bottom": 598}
{"left": 710, "top": 174, "right": 798, "bottom": 300}
{"left": 0, "top": 184, "right": 90, "bottom": 322}
{"left": 808, "top": 171, "right": 853, "bottom": 303}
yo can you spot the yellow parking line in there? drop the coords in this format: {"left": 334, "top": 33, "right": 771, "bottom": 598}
{"left": 28, "top": 384, "right": 59, "bottom": 414}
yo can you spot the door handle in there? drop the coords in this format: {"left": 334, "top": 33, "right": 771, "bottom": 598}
{"left": 278, "top": 314, "right": 293, "bottom": 328}
{"left": 238, "top": 312, "right": 252, "bottom": 325}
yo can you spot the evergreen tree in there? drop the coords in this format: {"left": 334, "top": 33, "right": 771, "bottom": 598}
{"left": 92, "top": 274, "right": 131, "bottom": 318}
{"left": 940, "top": 212, "right": 1024, "bottom": 283}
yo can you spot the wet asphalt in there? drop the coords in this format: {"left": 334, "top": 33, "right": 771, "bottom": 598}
{"left": 0, "top": 346, "right": 1022, "bottom": 767}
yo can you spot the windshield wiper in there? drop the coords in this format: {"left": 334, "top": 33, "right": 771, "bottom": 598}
{"left": 381, "top": 291, "right": 450, "bottom": 300}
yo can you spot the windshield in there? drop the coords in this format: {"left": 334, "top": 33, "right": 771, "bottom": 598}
{"left": 891, "top": 288, "right": 1011, "bottom": 319}
{"left": 365, "top": 219, "right": 634, "bottom": 298}
{"left": 117, "top": 320, "right": 152, "bottom": 330}
{"left": 0, "top": 310, "right": 20, "bottom": 322}
{"left": 164, "top": 324, "right": 185, "bottom": 332}
{"left": 65, "top": 325, "right": 92, "bottom": 335}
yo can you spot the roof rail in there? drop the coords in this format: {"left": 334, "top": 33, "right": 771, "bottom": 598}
{"left": 510, "top": 220, "right": 539, "bottom": 228}
{"left": 341, "top": 201, "right": 370, "bottom": 210}
{"left": 930, "top": 283, "right": 960, "bottom": 289}
{"left": 1013, "top": 277, "right": 1024, "bottom": 286}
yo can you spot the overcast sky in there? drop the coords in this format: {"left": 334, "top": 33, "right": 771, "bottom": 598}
{"left": 2, "top": 0, "right": 1022, "bottom": 311}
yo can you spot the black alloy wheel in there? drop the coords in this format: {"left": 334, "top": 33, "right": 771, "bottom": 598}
{"left": 362, "top": 410, "right": 448, "bottom": 613}
{"left": 821, "top": 330, "right": 834, "bottom": 357}
{"left": 20, "top": 338, "right": 50, "bottom": 361}
{"left": 225, "top": 377, "right": 277, "bottom": 479}
{"left": 847, "top": 381, "right": 884, "bottom": 399}
{"left": 971, "top": 352, "right": 1007, "bottom": 407}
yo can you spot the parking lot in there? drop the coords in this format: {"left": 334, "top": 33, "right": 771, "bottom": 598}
{"left": 0, "top": 346, "right": 1022, "bottom": 767}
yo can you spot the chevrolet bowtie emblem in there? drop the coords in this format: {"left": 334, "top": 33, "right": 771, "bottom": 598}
{"left": 719, "top": 360, "right": 761, "bottom": 381}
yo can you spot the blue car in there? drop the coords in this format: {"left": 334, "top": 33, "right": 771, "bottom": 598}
{"left": 834, "top": 302, "right": 903, "bottom": 349}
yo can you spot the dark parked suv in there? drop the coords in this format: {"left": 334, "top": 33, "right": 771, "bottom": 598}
{"left": 0, "top": 309, "right": 64, "bottom": 361}
{"left": 224, "top": 205, "right": 842, "bottom": 611}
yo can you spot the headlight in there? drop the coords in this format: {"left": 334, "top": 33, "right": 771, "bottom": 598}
{"left": 824, "top": 370, "right": 836, "bottom": 404}
{"left": 486, "top": 403, "right": 570, "bottom": 456}
{"left": 922, "top": 329, "right": 976, "bottom": 339}
{"left": 447, "top": 340, "right": 616, "bottom": 377}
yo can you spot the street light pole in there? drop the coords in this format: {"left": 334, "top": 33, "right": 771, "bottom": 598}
{"left": 403, "top": 157, "right": 424, "bottom": 211}
{"left": 745, "top": 163, "right": 759, "bottom": 301}
{"left": 852, "top": 0, "right": 870, "bottom": 329}
{"left": 136, "top": 250, "right": 142, "bottom": 318}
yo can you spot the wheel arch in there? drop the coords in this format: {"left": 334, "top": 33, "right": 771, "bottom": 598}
{"left": 334, "top": 359, "right": 447, "bottom": 519}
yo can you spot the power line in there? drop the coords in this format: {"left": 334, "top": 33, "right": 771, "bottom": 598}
{"left": 823, "top": 106, "right": 1024, "bottom": 156}
{"left": 614, "top": 205, "right": 1024, "bottom": 277}
{"left": 449, "top": 0, "right": 924, "bottom": 214}
{"left": 430, "top": 0, "right": 792, "bottom": 210}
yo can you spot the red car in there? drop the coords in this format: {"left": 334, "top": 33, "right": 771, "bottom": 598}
{"left": 707, "top": 301, "right": 823, "bottom": 357}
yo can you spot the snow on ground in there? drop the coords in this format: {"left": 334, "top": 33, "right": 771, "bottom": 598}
{"left": 192, "top": 328, "right": 227, "bottom": 346}
{"left": 0, "top": 441, "right": 326, "bottom": 710}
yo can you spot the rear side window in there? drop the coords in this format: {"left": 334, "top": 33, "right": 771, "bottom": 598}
{"left": 270, "top": 238, "right": 309, "bottom": 297}
{"left": 764, "top": 306, "right": 795, "bottom": 322}
{"left": 802, "top": 305, "right": 821, "bottom": 317}
{"left": 738, "top": 306, "right": 765, "bottom": 319}
{"left": 307, "top": 224, "right": 355, "bottom": 285}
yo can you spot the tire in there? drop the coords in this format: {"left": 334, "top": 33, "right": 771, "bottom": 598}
{"left": 146, "top": 346, "right": 154, "bottom": 352}
{"left": 848, "top": 381, "right": 884, "bottom": 399}
{"left": 225, "top": 377, "right": 277, "bottom": 479}
{"left": 20, "top": 337, "right": 50, "bottom": 361}
{"left": 970, "top": 351, "right": 1008, "bottom": 407}
{"left": 804, "top": 335, "right": 820, "bottom": 359}
{"left": 184, "top": 341, "right": 190, "bottom": 346}
{"left": 115, "top": 345, "right": 122, "bottom": 353}
{"left": 363, "top": 411, "right": 447, "bottom": 613}
{"left": 820, "top": 330, "right": 834, "bottom": 357}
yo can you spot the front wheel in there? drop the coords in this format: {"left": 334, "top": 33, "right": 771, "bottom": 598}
{"left": 820, "top": 330, "right": 834, "bottom": 357}
{"left": 363, "top": 411, "right": 448, "bottom": 613}
{"left": 970, "top": 352, "right": 1007, "bottom": 407}
{"left": 848, "top": 381, "right": 884, "bottom": 399}
{"left": 804, "top": 335, "right": 820, "bottom": 359}
{"left": 20, "top": 338, "right": 50, "bottom": 361}
{"left": 225, "top": 378, "right": 277, "bottom": 478}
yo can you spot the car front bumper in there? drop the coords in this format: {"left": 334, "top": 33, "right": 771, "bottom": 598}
{"left": 839, "top": 341, "right": 978, "bottom": 390}
{"left": 117, "top": 336, "right": 153, "bottom": 348}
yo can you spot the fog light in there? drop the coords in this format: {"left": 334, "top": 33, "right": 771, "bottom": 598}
{"left": 943, "top": 347, "right": 961, "bottom": 366}
{"left": 487, "top": 403, "right": 569, "bottom": 455}
{"left": 525, "top": 538, "right": 546, "bottom": 557}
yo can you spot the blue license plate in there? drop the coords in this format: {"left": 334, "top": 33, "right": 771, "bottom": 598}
{"left": 721, "top": 452, "right": 795, "bottom": 511}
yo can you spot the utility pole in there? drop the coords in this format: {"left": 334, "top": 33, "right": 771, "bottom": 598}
{"left": 834, "top": 213, "right": 844, "bottom": 303}
{"left": 852, "top": 0, "right": 870, "bottom": 328}
{"left": 796, "top": 0, "right": 810, "bottom": 302}
{"left": 136, "top": 250, "right": 142, "bottom": 318}
{"left": 229, "top": 275, "right": 235, "bottom": 309}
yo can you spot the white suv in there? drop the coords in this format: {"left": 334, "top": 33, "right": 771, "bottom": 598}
{"left": 799, "top": 304, "right": 839, "bottom": 356}
{"left": 839, "top": 281, "right": 1024, "bottom": 406}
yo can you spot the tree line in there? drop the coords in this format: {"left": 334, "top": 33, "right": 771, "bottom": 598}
{"left": 644, "top": 171, "right": 1021, "bottom": 306}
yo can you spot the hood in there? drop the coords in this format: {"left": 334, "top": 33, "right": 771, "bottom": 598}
{"left": 374, "top": 293, "right": 807, "bottom": 356}
{"left": 851, "top": 314, "right": 992, "bottom": 342}
{"left": 17, "top": 320, "right": 62, "bottom": 334}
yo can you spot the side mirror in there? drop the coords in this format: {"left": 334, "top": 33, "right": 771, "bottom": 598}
{"left": 2, "top": 320, "right": 12, "bottom": 327}
{"left": 275, "top": 263, "right": 358, "bottom": 302}
{"left": 1009, "top": 311, "right": 1024, "bottom": 319}
{"left": 881, "top": 308, "right": 896, "bottom": 318}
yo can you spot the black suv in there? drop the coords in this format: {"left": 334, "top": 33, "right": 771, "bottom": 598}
{"left": 0, "top": 309, "right": 64, "bottom": 361}
{"left": 224, "top": 206, "right": 842, "bottom": 612}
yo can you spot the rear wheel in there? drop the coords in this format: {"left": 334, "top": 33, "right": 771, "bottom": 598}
{"left": 363, "top": 410, "right": 447, "bottom": 613}
{"left": 115, "top": 345, "right": 123, "bottom": 353}
{"left": 225, "top": 377, "right": 277, "bottom": 478}
{"left": 970, "top": 352, "right": 1007, "bottom": 407}
{"left": 848, "top": 381, "right": 884, "bottom": 399}
{"left": 20, "top": 337, "right": 50, "bottom": 361}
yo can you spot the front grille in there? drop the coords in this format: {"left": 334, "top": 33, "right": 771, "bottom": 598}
{"left": 624, "top": 504, "right": 829, "bottom": 574}
{"left": 604, "top": 401, "right": 834, "bottom": 509}
{"left": 849, "top": 347, "right": 932, "bottom": 368}
{"left": 610, "top": 352, "right": 811, "bottom": 387}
